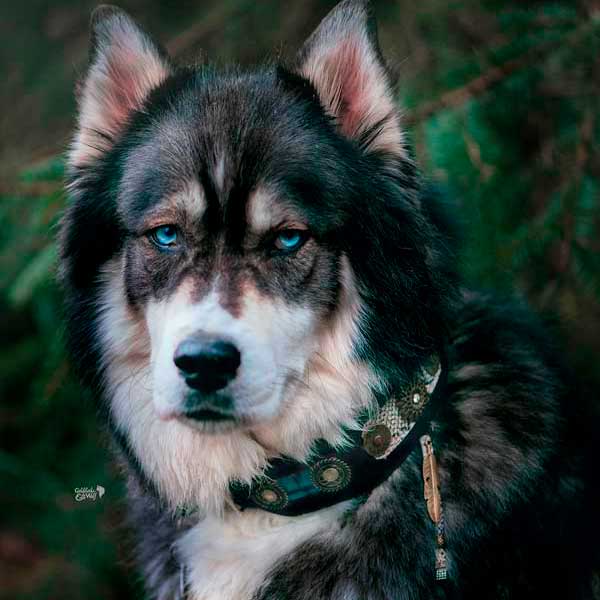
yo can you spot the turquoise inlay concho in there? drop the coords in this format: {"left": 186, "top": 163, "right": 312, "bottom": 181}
{"left": 251, "top": 480, "right": 289, "bottom": 511}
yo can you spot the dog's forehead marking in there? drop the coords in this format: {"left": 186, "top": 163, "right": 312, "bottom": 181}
{"left": 247, "top": 186, "right": 299, "bottom": 235}
{"left": 173, "top": 178, "right": 206, "bottom": 221}
{"left": 139, "top": 178, "right": 206, "bottom": 229}
{"left": 214, "top": 153, "right": 226, "bottom": 195}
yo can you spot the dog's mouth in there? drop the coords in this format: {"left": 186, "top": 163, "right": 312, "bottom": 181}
{"left": 177, "top": 390, "right": 239, "bottom": 424}
{"left": 177, "top": 405, "right": 240, "bottom": 433}
{"left": 184, "top": 408, "right": 236, "bottom": 422}
{"left": 178, "top": 391, "right": 240, "bottom": 427}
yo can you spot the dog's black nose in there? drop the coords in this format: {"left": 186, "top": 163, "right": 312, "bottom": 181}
{"left": 174, "top": 337, "right": 240, "bottom": 393}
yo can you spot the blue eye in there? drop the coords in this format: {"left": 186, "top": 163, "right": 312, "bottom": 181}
{"left": 274, "top": 230, "right": 306, "bottom": 253}
{"left": 151, "top": 225, "right": 179, "bottom": 248}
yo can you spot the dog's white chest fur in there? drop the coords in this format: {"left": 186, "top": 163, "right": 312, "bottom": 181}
{"left": 176, "top": 503, "right": 348, "bottom": 600}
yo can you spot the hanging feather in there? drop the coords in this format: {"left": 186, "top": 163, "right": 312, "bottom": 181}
{"left": 420, "top": 434, "right": 442, "bottom": 524}
{"left": 420, "top": 433, "right": 448, "bottom": 581}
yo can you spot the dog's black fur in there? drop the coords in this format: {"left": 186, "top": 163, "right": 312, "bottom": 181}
{"left": 59, "top": 2, "right": 597, "bottom": 598}
{"left": 255, "top": 294, "right": 594, "bottom": 599}
{"left": 123, "top": 292, "right": 596, "bottom": 600}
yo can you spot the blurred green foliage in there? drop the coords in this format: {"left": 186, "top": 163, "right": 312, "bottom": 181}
{"left": 1, "top": 1, "right": 599, "bottom": 598}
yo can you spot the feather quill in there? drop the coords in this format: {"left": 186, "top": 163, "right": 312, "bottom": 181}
{"left": 420, "top": 434, "right": 442, "bottom": 524}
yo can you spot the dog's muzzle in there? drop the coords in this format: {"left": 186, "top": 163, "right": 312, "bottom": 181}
{"left": 173, "top": 334, "right": 241, "bottom": 421}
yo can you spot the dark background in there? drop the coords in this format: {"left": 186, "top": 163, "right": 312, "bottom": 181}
{"left": 1, "top": 1, "right": 599, "bottom": 598}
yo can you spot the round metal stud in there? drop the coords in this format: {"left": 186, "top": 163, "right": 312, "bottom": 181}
{"left": 261, "top": 489, "right": 278, "bottom": 503}
{"left": 321, "top": 467, "right": 340, "bottom": 483}
{"left": 396, "top": 380, "right": 429, "bottom": 423}
{"left": 311, "top": 458, "right": 351, "bottom": 492}
{"left": 251, "top": 481, "right": 288, "bottom": 511}
{"left": 363, "top": 423, "right": 392, "bottom": 458}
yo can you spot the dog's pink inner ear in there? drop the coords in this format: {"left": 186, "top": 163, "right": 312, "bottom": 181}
{"left": 69, "top": 8, "right": 171, "bottom": 169}
{"left": 296, "top": 1, "right": 405, "bottom": 157}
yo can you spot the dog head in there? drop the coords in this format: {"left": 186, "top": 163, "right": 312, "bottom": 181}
{"left": 60, "top": 1, "right": 457, "bottom": 508}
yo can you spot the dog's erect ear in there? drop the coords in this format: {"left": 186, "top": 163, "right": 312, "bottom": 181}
{"left": 69, "top": 6, "right": 172, "bottom": 169}
{"left": 295, "top": 0, "right": 404, "bottom": 157}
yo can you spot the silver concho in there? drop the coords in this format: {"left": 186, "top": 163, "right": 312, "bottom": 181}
{"left": 311, "top": 457, "right": 352, "bottom": 492}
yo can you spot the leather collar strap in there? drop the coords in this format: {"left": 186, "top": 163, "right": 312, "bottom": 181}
{"left": 229, "top": 352, "right": 446, "bottom": 517}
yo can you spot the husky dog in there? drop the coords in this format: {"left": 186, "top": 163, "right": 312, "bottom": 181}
{"left": 59, "top": 1, "right": 595, "bottom": 598}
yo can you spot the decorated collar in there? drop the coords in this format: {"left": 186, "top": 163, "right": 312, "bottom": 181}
{"left": 229, "top": 353, "right": 445, "bottom": 517}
